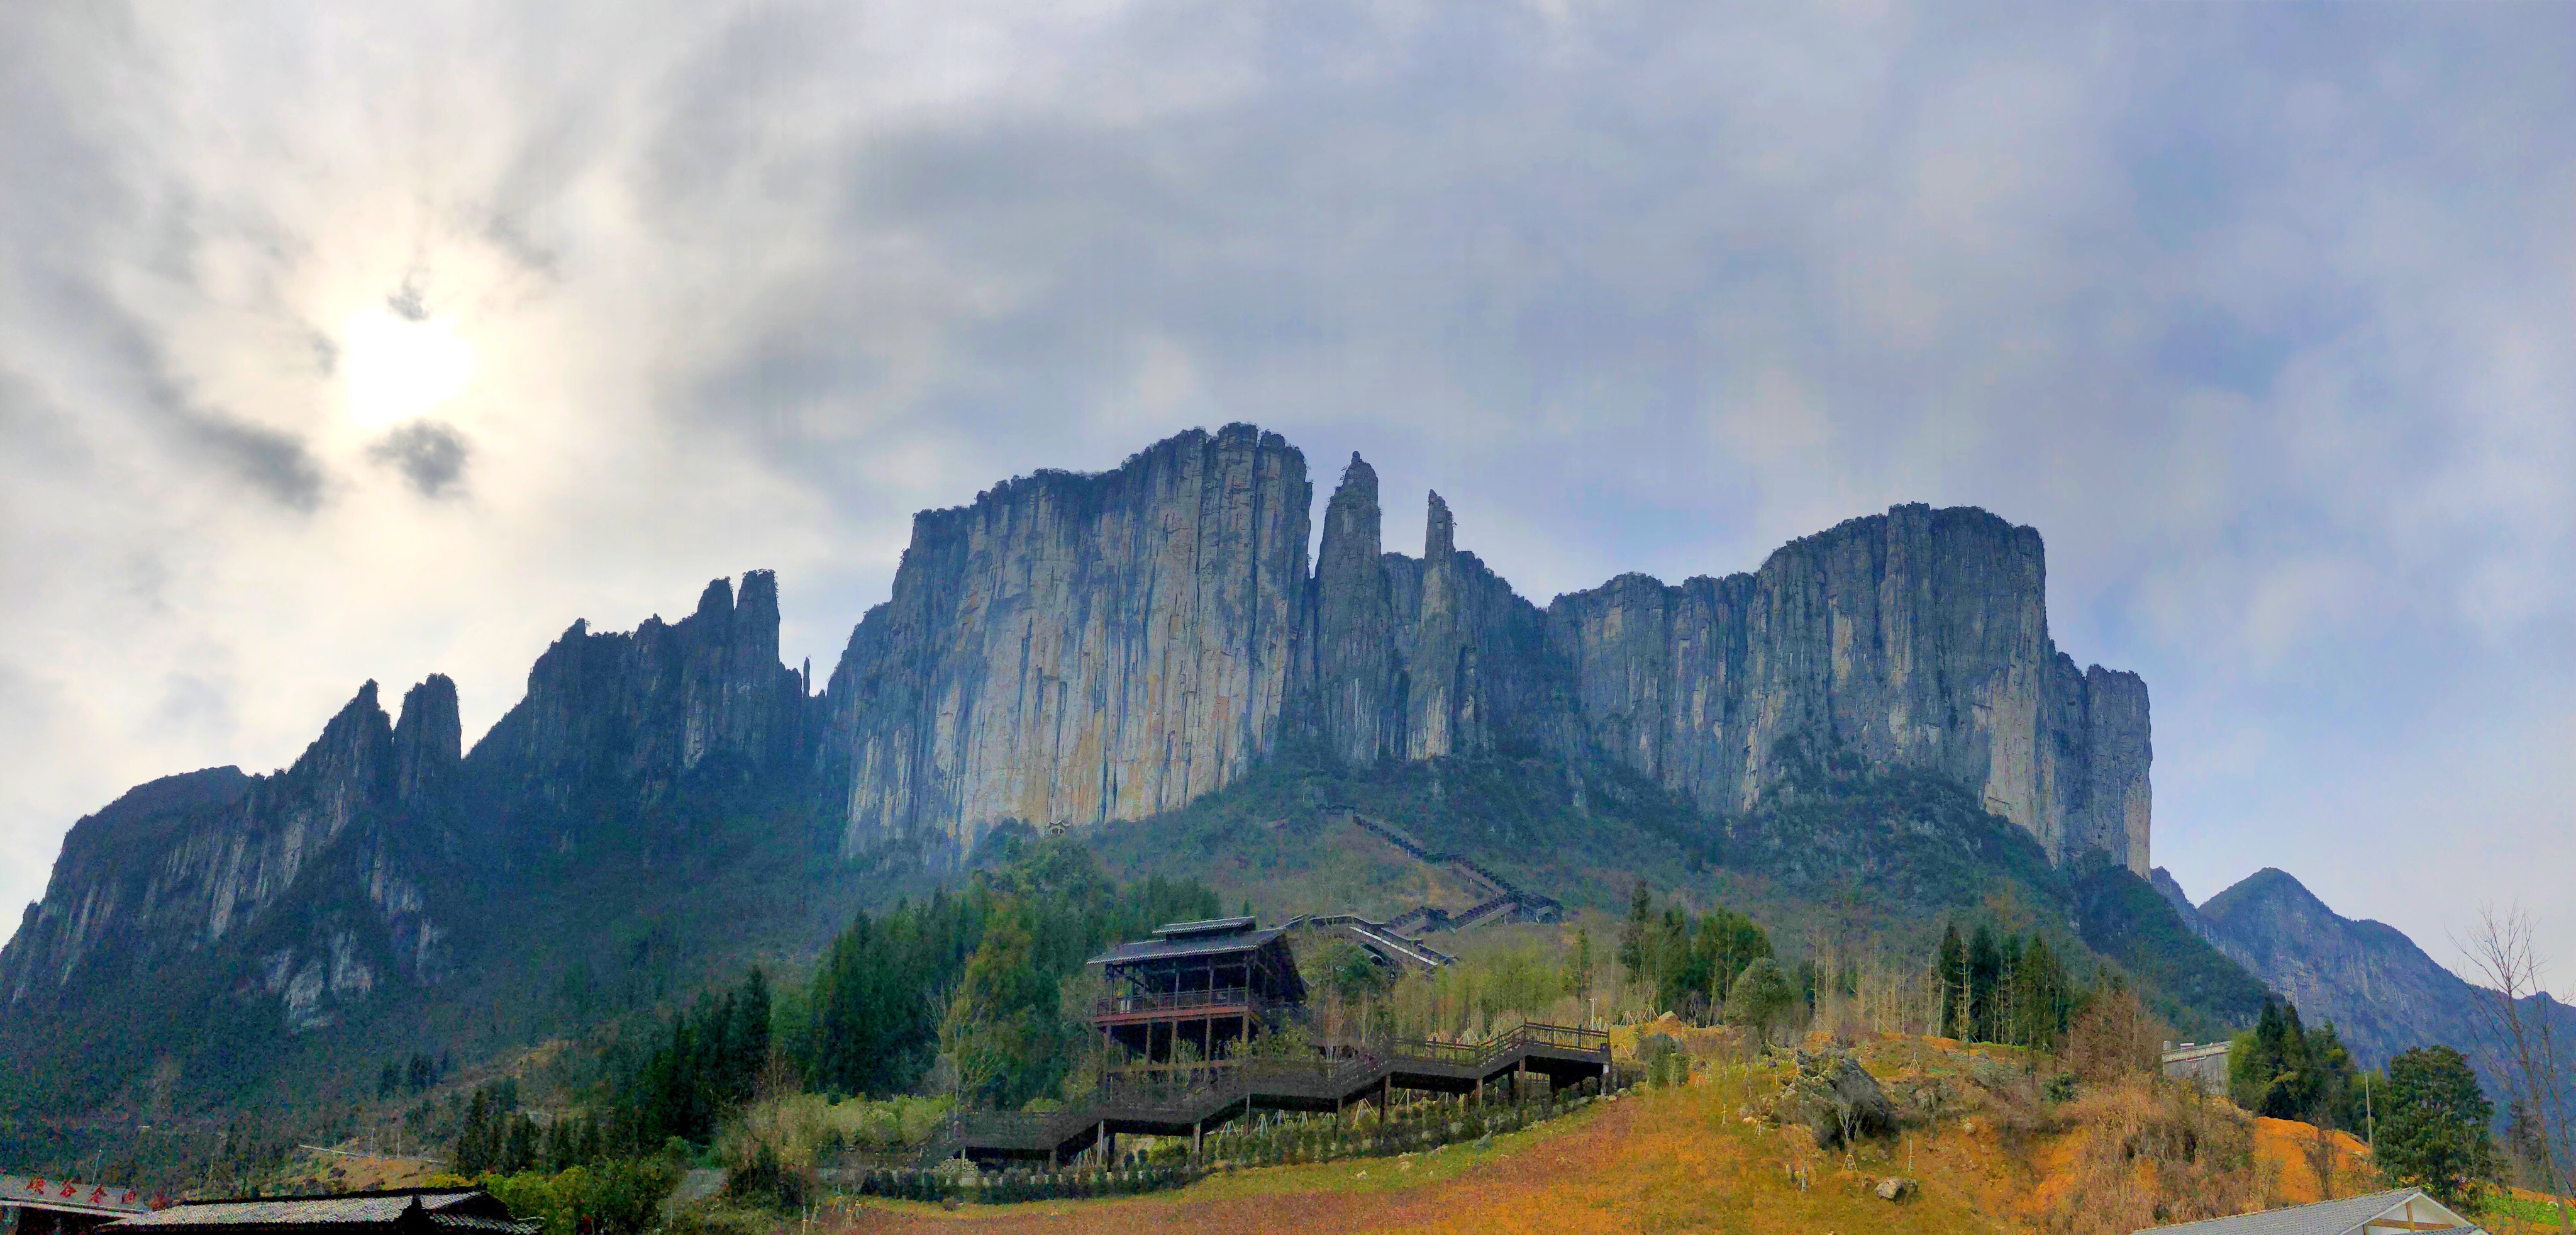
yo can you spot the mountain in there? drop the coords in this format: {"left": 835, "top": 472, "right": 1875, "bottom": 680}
{"left": 3, "top": 423, "right": 2172, "bottom": 1112}
{"left": 809, "top": 430, "right": 2153, "bottom": 872}
{"left": 2161, "top": 864, "right": 2576, "bottom": 1134}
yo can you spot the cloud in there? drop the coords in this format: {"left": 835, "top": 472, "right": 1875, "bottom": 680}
{"left": 369, "top": 420, "right": 473, "bottom": 498}
{"left": 0, "top": 0, "right": 2570, "bottom": 980}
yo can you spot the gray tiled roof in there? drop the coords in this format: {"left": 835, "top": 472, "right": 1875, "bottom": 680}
{"left": 1087, "top": 924, "right": 1289, "bottom": 966}
{"left": 111, "top": 1190, "right": 534, "bottom": 1234}
{"left": 2138, "top": 1188, "right": 2479, "bottom": 1235}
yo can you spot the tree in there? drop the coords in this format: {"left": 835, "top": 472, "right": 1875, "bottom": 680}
{"left": 2377, "top": 1045, "right": 2497, "bottom": 1207}
{"left": 1562, "top": 927, "right": 1596, "bottom": 1010}
{"left": 455, "top": 1089, "right": 497, "bottom": 1176}
{"left": 940, "top": 912, "right": 1065, "bottom": 1107}
{"left": 1936, "top": 925, "right": 1967, "bottom": 1041}
{"left": 2068, "top": 980, "right": 2165, "bottom": 1083}
{"left": 1723, "top": 958, "right": 1799, "bottom": 1048}
{"left": 1967, "top": 926, "right": 2001, "bottom": 1042}
{"left": 2462, "top": 905, "right": 2573, "bottom": 1232}
{"left": 1618, "top": 879, "right": 1652, "bottom": 994}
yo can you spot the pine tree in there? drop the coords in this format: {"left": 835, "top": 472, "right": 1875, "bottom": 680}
{"left": 456, "top": 1090, "right": 493, "bottom": 1176}
{"left": 1563, "top": 927, "right": 1596, "bottom": 1009}
{"left": 1618, "top": 879, "right": 1652, "bottom": 992}
{"left": 1937, "top": 925, "right": 1967, "bottom": 1040}
{"left": 1967, "top": 925, "right": 2001, "bottom": 1042}
{"left": 2379, "top": 1045, "right": 2497, "bottom": 1206}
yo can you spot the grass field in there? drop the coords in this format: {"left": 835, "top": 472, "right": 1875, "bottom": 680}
{"left": 833, "top": 1061, "right": 2008, "bottom": 1235}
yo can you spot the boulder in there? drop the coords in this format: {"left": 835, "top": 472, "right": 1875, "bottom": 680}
{"left": 1774, "top": 1050, "right": 1900, "bottom": 1148}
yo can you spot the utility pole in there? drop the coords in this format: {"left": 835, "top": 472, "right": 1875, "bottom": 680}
{"left": 2363, "top": 1071, "right": 2375, "bottom": 1153}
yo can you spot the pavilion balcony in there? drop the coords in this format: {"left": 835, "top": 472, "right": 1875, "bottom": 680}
{"left": 1092, "top": 986, "right": 1291, "bottom": 1022}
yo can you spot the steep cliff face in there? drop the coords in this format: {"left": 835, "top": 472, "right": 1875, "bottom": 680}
{"left": 809, "top": 435, "right": 2143, "bottom": 869}
{"left": 1379, "top": 494, "right": 1574, "bottom": 760}
{"left": 466, "top": 569, "right": 811, "bottom": 849}
{"left": 1307, "top": 454, "right": 1396, "bottom": 764}
{"left": 816, "top": 425, "right": 1313, "bottom": 855}
{"left": 0, "top": 678, "right": 462, "bottom": 1029}
{"left": 1545, "top": 505, "right": 2151, "bottom": 871}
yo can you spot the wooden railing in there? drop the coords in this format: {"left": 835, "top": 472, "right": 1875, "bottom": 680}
{"left": 926, "top": 1020, "right": 1610, "bottom": 1164}
{"left": 1093, "top": 987, "right": 1287, "bottom": 1018}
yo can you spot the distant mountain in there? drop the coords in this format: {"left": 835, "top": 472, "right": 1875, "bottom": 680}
{"left": 2160, "top": 864, "right": 2576, "bottom": 1117}
{"left": 2, "top": 423, "right": 2172, "bottom": 1113}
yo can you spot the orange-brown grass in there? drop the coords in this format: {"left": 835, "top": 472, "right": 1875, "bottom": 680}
{"left": 2250, "top": 1118, "right": 2370, "bottom": 1204}
{"left": 828, "top": 1036, "right": 2368, "bottom": 1235}
{"left": 2025, "top": 1078, "right": 2280, "bottom": 1235}
{"left": 838, "top": 1081, "right": 1999, "bottom": 1235}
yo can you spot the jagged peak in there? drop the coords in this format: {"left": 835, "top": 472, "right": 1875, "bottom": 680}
{"left": 1334, "top": 451, "right": 1378, "bottom": 497}
{"left": 909, "top": 423, "right": 1307, "bottom": 534}
{"left": 2200, "top": 866, "right": 2331, "bottom": 923}
{"left": 75, "top": 766, "right": 250, "bottom": 830}
{"left": 394, "top": 675, "right": 462, "bottom": 745}
{"left": 696, "top": 576, "right": 735, "bottom": 618}
{"left": 1426, "top": 491, "right": 1455, "bottom": 559}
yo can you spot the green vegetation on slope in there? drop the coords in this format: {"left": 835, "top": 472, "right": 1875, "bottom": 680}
{"left": 2075, "top": 864, "right": 2272, "bottom": 1039}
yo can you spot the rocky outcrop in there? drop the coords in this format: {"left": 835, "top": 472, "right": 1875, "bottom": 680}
{"left": 0, "top": 678, "right": 461, "bottom": 1028}
{"left": 1382, "top": 493, "right": 1575, "bottom": 760}
{"left": 1771, "top": 1049, "right": 1900, "bottom": 1148}
{"left": 1308, "top": 454, "right": 1396, "bottom": 763}
{"left": 1545, "top": 505, "right": 2150, "bottom": 871}
{"left": 815, "top": 425, "right": 1312, "bottom": 856}
{"left": 807, "top": 432, "right": 2142, "bottom": 869}
{"left": 466, "top": 570, "right": 811, "bottom": 849}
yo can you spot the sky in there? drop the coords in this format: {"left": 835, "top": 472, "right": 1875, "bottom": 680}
{"left": 2, "top": 1, "right": 2569, "bottom": 983}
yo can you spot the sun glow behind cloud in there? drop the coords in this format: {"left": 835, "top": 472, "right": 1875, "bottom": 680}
{"left": 341, "top": 308, "right": 476, "bottom": 428}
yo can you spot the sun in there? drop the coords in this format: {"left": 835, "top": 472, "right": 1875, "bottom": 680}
{"left": 340, "top": 306, "right": 476, "bottom": 428}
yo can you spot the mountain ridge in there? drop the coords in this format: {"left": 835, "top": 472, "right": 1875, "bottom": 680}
{"left": 6, "top": 423, "right": 2179, "bottom": 1112}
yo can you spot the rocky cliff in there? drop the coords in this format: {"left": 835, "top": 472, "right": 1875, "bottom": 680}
{"left": 799, "top": 428, "right": 2145, "bottom": 869}
{"left": 467, "top": 569, "right": 812, "bottom": 853}
{"left": 814, "top": 425, "right": 1312, "bottom": 856}
{"left": 1546, "top": 505, "right": 2150, "bottom": 871}
{"left": 0, "top": 678, "right": 462, "bottom": 1029}
{"left": 4, "top": 423, "right": 2158, "bottom": 1084}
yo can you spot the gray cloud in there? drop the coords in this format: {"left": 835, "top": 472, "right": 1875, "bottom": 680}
{"left": 368, "top": 420, "right": 472, "bottom": 498}
{"left": 0, "top": 0, "right": 2569, "bottom": 978}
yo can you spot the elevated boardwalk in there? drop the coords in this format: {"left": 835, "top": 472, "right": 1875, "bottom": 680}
{"left": 1336, "top": 812, "right": 1565, "bottom": 927}
{"left": 924, "top": 1022, "right": 1609, "bottom": 1166}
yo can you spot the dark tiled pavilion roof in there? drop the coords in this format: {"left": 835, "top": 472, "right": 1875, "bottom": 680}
{"left": 107, "top": 1188, "right": 538, "bottom": 1235}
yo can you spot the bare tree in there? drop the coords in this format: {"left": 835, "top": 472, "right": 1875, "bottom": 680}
{"left": 2461, "top": 904, "right": 2574, "bottom": 1231}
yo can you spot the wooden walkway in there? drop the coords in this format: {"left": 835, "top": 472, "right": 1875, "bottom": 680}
{"left": 922, "top": 1022, "right": 1611, "bottom": 1166}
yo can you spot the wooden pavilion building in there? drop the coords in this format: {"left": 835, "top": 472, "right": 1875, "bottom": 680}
{"left": 1088, "top": 917, "right": 1307, "bottom": 1073}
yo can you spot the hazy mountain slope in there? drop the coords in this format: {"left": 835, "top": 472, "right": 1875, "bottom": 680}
{"left": 2075, "top": 865, "right": 2272, "bottom": 1039}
